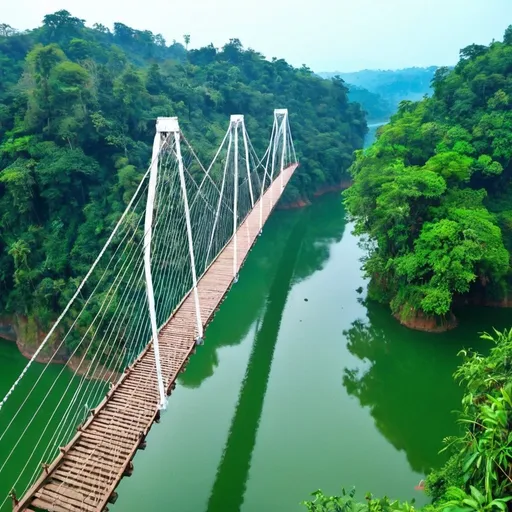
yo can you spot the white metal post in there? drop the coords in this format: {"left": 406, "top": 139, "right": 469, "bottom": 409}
{"left": 174, "top": 121, "right": 204, "bottom": 344}
{"left": 280, "top": 115, "right": 287, "bottom": 192}
{"left": 232, "top": 116, "right": 240, "bottom": 282}
{"left": 269, "top": 113, "right": 282, "bottom": 210}
{"left": 144, "top": 118, "right": 169, "bottom": 410}
{"left": 259, "top": 119, "right": 276, "bottom": 234}
{"left": 241, "top": 118, "right": 253, "bottom": 250}
{"left": 274, "top": 109, "right": 288, "bottom": 192}
{"left": 241, "top": 119, "right": 254, "bottom": 208}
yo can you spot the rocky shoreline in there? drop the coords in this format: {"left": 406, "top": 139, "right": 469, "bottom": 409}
{"left": 0, "top": 315, "right": 119, "bottom": 382}
{"left": 278, "top": 179, "right": 352, "bottom": 210}
{"left": 394, "top": 309, "right": 459, "bottom": 333}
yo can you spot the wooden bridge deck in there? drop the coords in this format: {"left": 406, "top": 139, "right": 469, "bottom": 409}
{"left": 15, "top": 164, "right": 298, "bottom": 512}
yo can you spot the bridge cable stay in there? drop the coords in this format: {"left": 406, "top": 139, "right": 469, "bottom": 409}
{"left": 0, "top": 138, "right": 180, "bottom": 509}
{"left": 285, "top": 111, "right": 297, "bottom": 168}
{"left": 205, "top": 124, "right": 233, "bottom": 268}
{"left": 0, "top": 133, "right": 188, "bottom": 506}
{"left": 0, "top": 133, "right": 187, "bottom": 507}
{"left": 244, "top": 128, "right": 271, "bottom": 192}
{"left": 0, "top": 111, "right": 297, "bottom": 511}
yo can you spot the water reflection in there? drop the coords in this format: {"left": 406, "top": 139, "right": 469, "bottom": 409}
{"left": 108, "top": 191, "right": 481, "bottom": 511}
{"left": 342, "top": 299, "right": 509, "bottom": 475}
{"left": 177, "top": 212, "right": 302, "bottom": 389}
{"left": 207, "top": 209, "right": 309, "bottom": 511}
{"left": 292, "top": 194, "right": 346, "bottom": 282}
{"left": 179, "top": 195, "right": 347, "bottom": 390}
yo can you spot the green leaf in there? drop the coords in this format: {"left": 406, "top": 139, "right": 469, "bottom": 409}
{"left": 463, "top": 452, "right": 480, "bottom": 473}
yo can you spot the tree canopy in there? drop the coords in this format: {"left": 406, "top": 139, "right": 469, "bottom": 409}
{"left": 0, "top": 11, "right": 366, "bottom": 337}
{"left": 344, "top": 27, "right": 512, "bottom": 328}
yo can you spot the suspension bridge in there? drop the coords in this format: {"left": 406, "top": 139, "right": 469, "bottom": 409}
{"left": 0, "top": 110, "right": 298, "bottom": 512}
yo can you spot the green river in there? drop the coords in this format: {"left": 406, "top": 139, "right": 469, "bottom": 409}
{"left": 1, "top": 124, "right": 512, "bottom": 511}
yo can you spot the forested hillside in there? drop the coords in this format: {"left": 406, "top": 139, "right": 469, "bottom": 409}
{"left": 345, "top": 27, "right": 512, "bottom": 331}
{"left": 0, "top": 11, "right": 366, "bottom": 338}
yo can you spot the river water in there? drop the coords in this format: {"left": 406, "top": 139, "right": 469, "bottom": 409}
{"left": 1, "top": 124, "right": 511, "bottom": 511}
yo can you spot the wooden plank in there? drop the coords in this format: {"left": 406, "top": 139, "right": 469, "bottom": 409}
{"left": 51, "top": 472, "right": 109, "bottom": 495}
{"left": 37, "top": 485, "right": 99, "bottom": 511}
{"left": 73, "top": 443, "right": 129, "bottom": 460}
{"left": 79, "top": 434, "right": 135, "bottom": 452}
{"left": 59, "top": 460, "right": 115, "bottom": 481}
{"left": 31, "top": 498, "right": 75, "bottom": 512}
{"left": 56, "top": 468, "right": 115, "bottom": 491}
{"left": 62, "top": 454, "right": 117, "bottom": 473}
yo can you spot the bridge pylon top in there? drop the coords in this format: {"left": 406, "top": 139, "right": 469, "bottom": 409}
{"left": 230, "top": 114, "right": 244, "bottom": 123}
{"left": 274, "top": 108, "right": 288, "bottom": 115}
{"left": 156, "top": 116, "right": 180, "bottom": 133}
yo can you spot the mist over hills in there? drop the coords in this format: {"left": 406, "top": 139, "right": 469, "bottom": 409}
{"left": 319, "top": 66, "right": 439, "bottom": 121}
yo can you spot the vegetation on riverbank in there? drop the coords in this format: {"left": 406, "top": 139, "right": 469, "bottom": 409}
{"left": 0, "top": 11, "right": 366, "bottom": 348}
{"left": 344, "top": 27, "right": 512, "bottom": 330}
{"left": 302, "top": 328, "right": 512, "bottom": 511}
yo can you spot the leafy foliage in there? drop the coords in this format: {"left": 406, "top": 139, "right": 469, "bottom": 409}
{"left": 344, "top": 28, "right": 512, "bottom": 324}
{"left": 302, "top": 488, "right": 415, "bottom": 512}
{"left": 0, "top": 11, "right": 366, "bottom": 335}
{"left": 427, "top": 328, "right": 512, "bottom": 507}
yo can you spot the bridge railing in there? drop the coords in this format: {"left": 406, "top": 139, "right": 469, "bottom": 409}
{"left": 0, "top": 109, "right": 297, "bottom": 511}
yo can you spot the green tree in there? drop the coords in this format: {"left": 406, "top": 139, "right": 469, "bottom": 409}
{"left": 0, "top": 11, "right": 366, "bottom": 331}
{"left": 345, "top": 25, "right": 512, "bottom": 329}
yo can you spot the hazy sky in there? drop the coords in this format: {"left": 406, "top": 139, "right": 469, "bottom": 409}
{"left": 2, "top": 0, "right": 511, "bottom": 72}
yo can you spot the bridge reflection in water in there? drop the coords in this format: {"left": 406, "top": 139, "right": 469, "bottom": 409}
{"left": 207, "top": 207, "right": 308, "bottom": 511}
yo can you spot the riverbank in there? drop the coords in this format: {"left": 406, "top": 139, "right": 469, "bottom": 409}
{"left": 389, "top": 286, "right": 512, "bottom": 333}
{"left": 394, "top": 309, "right": 458, "bottom": 333}
{"left": 0, "top": 314, "right": 119, "bottom": 382}
{"left": 382, "top": 291, "right": 512, "bottom": 333}
{"left": 279, "top": 179, "right": 352, "bottom": 209}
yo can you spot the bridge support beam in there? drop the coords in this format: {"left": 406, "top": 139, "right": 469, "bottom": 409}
{"left": 277, "top": 109, "right": 288, "bottom": 192}
{"left": 174, "top": 120, "right": 204, "bottom": 343}
{"left": 273, "top": 109, "right": 289, "bottom": 193}
{"left": 231, "top": 115, "right": 242, "bottom": 282}
{"left": 266, "top": 109, "right": 291, "bottom": 213}
{"left": 241, "top": 118, "right": 254, "bottom": 208}
{"left": 269, "top": 114, "right": 280, "bottom": 210}
{"left": 144, "top": 117, "right": 171, "bottom": 411}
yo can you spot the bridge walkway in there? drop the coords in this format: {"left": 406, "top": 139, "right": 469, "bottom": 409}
{"left": 15, "top": 164, "right": 298, "bottom": 512}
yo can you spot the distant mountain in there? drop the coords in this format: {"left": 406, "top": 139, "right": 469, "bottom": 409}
{"left": 319, "top": 66, "right": 439, "bottom": 120}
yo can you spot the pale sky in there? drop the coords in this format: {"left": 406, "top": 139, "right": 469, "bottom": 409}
{"left": 2, "top": 0, "right": 510, "bottom": 72}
